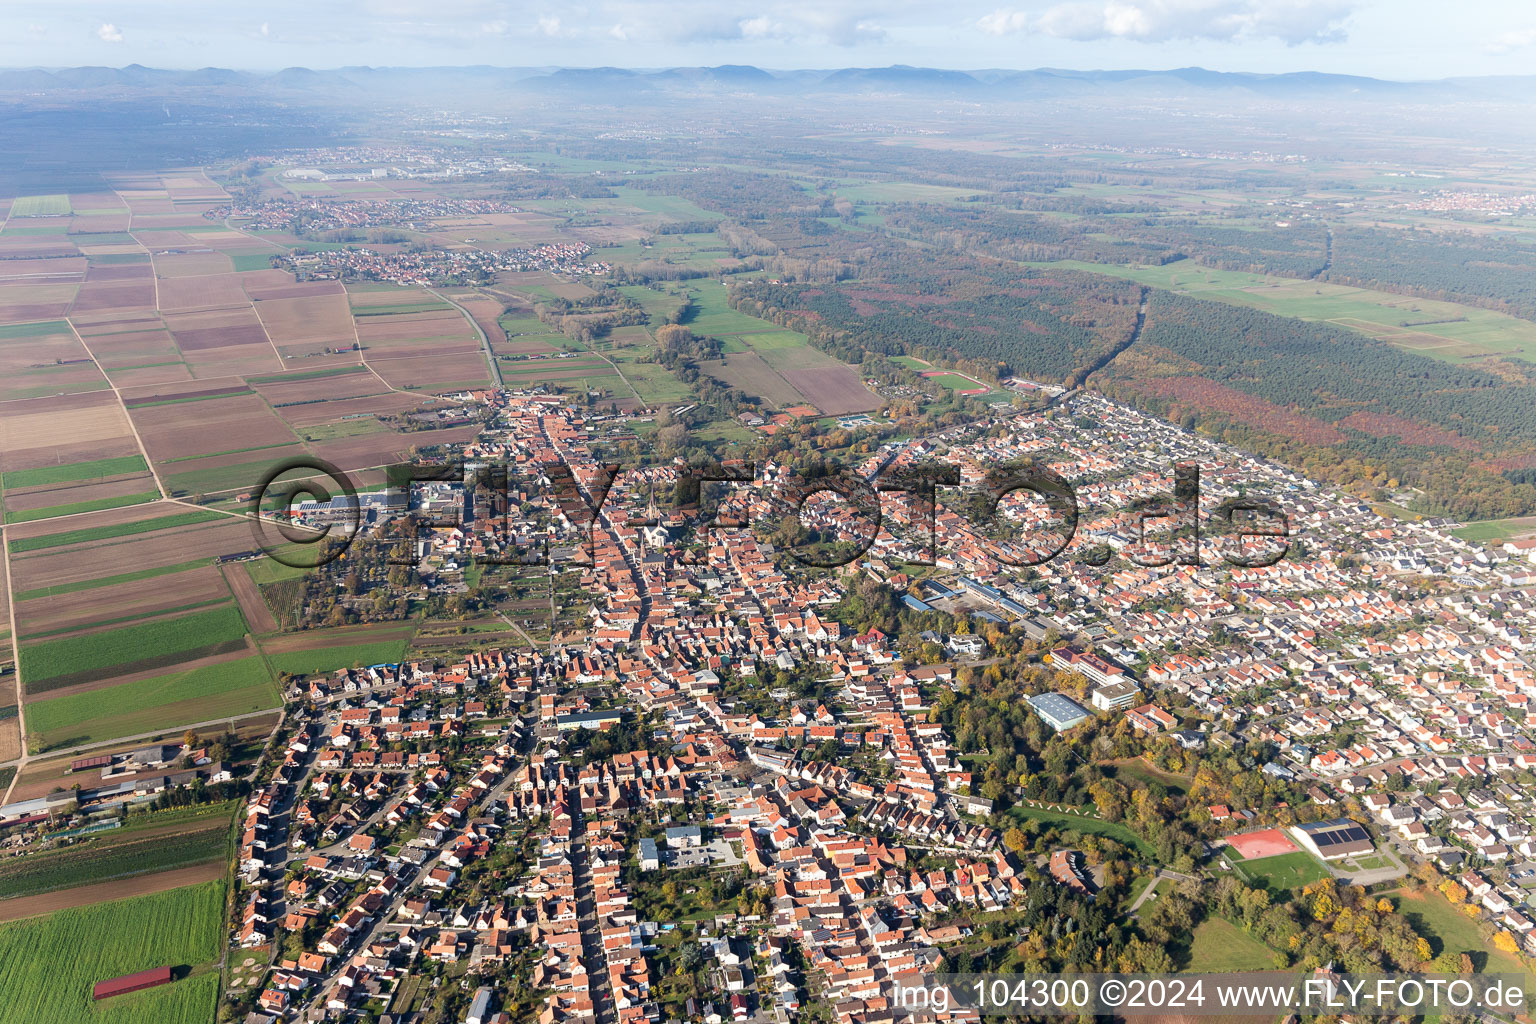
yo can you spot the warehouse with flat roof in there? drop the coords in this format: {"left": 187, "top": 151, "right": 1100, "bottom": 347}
{"left": 1026, "top": 693, "right": 1091, "bottom": 732}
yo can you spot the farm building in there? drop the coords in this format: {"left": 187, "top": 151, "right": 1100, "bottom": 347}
{"left": 1289, "top": 818, "right": 1374, "bottom": 861}
{"left": 93, "top": 965, "right": 172, "bottom": 1000}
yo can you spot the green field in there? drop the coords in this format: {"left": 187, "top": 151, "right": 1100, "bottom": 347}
{"left": 0, "top": 881, "right": 224, "bottom": 1024}
{"left": 1451, "top": 516, "right": 1536, "bottom": 544}
{"left": 26, "top": 655, "right": 280, "bottom": 749}
{"left": 1105, "top": 758, "right": 1192, "bottom": 795}
{"left": 1005, "top": 802, "right": 1153, "bottom": 857}
{"left": 1187, "top": 916, "right": 1278, "bottom": 971}
{"left": 0, "top": 823, "right": 230, "bottom": 899}
{"left": 1228, "top": 849, "right": 1331, "bottom": 890}
{"left": 1031, "top": 257, "right": 1536, "bottom": 363}
{"left": 1394, "top": 888, "right": 1535, "bottom": 987}
{"left": 924, "top": 372, "right": 990, "bottom": 392}
{"left": 0, "top": 320, "right": 70, "bottom": 341}
{"left": 0, "top": 456, "right": 149, "bottom": 491}
{"left": 263, "top": 638, "right": 410, "bottom": 676}
{"left": 19, "top": 604, "right": 248, "bottom": 683}
{"left": 8, "top": 193, "right": 72, "bottom": 217}
{"left": 4, "top": 490, "right": 159, "bottom": 524}
{"left": 229, "top": 250, "right": 279, "bottom": 272}
{"left": 9, "top": 508, "right": 224, "bottom": 553}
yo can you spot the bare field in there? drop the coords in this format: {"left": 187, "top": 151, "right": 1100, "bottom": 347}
{"left": 130, "top": 393, "right": 299, "bottom": 462}
{"left": 254, "top": 293, "right": 355, "bottom": 344}
{"left": 778, "top": 365, "right": 879, "bottom": 415}
{"left": 223, "top": 563, "right": 277, "bottom": 634}
{"left": 253, "top": 369, "right": 382, "bottom": 405}
{"left": 698, "top": 353, "right": 806, "bottom": 407}
{"left": 11, "top": 519, "right": 254, "bottom": 591}
{"left": 275, "top": 391, "right": 432, "bottom": 428}
{"left": 0, "top": 862, "right": 227, "bottom": 923}
{"left": 0, "top": 391, "right": 136, "bottom": 472}
{"left": 1, "top": 473, "right": 157, "bottom": 515}
{"left": 242, "top": 277, "right": 343, "bottom": 302}
{"left": 15, "top": 564, "right": 229, "bottom": 639}
{"left": 156, "top": 272, "right": 248, "bottom": 310}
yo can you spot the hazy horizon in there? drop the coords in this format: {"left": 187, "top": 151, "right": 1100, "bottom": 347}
{"left": 6, "top": 0, "right": 1536, "bottom": 81}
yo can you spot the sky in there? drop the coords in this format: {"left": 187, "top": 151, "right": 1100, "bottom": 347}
{"left": 5, "top": 0, "right": 1536, "bottom": 79}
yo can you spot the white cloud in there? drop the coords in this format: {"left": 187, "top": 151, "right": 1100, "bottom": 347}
{"left": 1487, "top": 27, "right": 1536, "bottom": 54}
{"left": 978, "top": 8, "right": 1031, "bottom": 35}
{"left": 609, "top": 22, "right": 629, "bottom": 39}
{"left": 97, "top": 21, "right": 123, "bottom": 43}
{"left": 538, "top": 14, "right": 563, "bottom": 35}
{"left": 985, "top": 0, "right": 1352, "bottom": 45}
{"left": 260, "top": 21, "right": 270, "bottom": 36}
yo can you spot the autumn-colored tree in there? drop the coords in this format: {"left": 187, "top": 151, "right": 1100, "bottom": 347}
{"left": 1439, "top": 880, "right": 1467, "bottom": 904}
{"left": 1494, "top": 932, "right": 1520, "bottom": 954}
{"left": 1003, "top": 827, "right": 1029, "bottom": 854}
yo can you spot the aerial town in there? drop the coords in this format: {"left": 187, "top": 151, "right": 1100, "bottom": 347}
{"left": 8, "top": 378, "right": 1530, "bottom": 1022}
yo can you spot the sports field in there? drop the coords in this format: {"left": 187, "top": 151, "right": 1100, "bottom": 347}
{"left": 1227, "top": 849, "right": 1331, "bottom": 890}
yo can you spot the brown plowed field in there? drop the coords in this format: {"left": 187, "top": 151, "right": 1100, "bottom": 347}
{"left": 156, "top": 272, "right": 247, "bottom": 310}
{"left": 242, "top": 278, "right": 344, "bottom": 301}
{"left": 0, "top": 391, "right": 135, "bottom": 472}
{"left": 11, "top": 520, "right": 254, "bottom": 591}
{"left": 779, "top": 366, "right": 877, "bottom": 415}
{"left": 2, "top": 474, "right": 156, "bottom": 514}
{"left": 254, "top": 370, "right": 380, "bottom": 406}
{"left": 222, "top": 563, "right": 276, "bottom": 634}
{"left": 151, "top": 251, "right": 233, "bottom": 277}
{"left": 275, "top": 392, "right": 430, "bottom": 428}
{"left": 254, "top": 294, "right": 354, "bottom": 343}
{"left": 69, "top": 281, "right": 157, "bottom": 313}
{"left": 15, "top": 564, "right": 229, "bottom": 639}
{"left": 87, "top": 331, "right": 183, "bottom": 366}
{"left": 0, "top": 862, "right": 227, "bottom": 922}
{"left": 130, "top": 393, "right": 298, "bottom": 461}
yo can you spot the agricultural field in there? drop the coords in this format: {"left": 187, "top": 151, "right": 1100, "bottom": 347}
{"left": 25, "top": 655, "right": 280, "bottom": 750}
{"left": 0, "top": 812, "right": 233, "bottom": 899}
{"left": 0, "top": 881, "right": 224, "bottom": 1024}
{"left": 1035, "top": 257, "right": 1536, "bottom": 363}
{"left": 8, "top": 194, "right": 72, "bottom": 217}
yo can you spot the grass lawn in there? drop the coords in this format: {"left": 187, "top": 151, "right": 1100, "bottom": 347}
{"left": 1393, "top": 888, "right": 1536, "bottom": 989}
{"left": 1102, "top": 757, "right": 1192, "bottom": 795}
{"left": 1006, "top": 802, "right": 1153, "bottom": 857}
{"left": 1451, "top": 516, "right": 1536, "bottom": 544}
{"left": 0, "top": 880, "right": 224, "bottom": 1024}
{"left": 1229, "top": 850, "right": 1331, "bottom": 890}
{"left": 230, "top": 250, "right": 279, "bottom": 272}
{"left": 1187, "top": 916, "right": 1278, "bottom": 971}
{"left": 262, "top": 638, "right": 409, "bottom": 676}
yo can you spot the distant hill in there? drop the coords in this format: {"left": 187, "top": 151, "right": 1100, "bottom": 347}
{"left": 0, "top": 63, "right": 1527, "bottom": 105}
